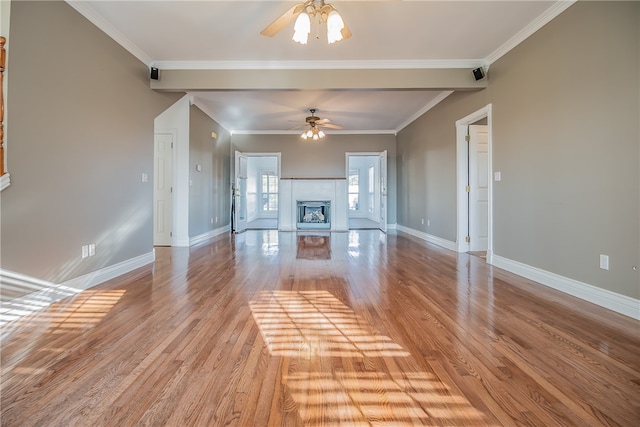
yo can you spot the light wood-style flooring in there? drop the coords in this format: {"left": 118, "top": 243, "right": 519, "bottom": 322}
{"left": 1, "top": 230, "right": 639, "bottom": 426}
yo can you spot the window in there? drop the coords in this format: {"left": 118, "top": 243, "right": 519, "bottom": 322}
{"left": 261, "top": 170, "right": 278, "bottom": 211}
{"left": 348, "top": 169, "right": 359, "bottom": 211}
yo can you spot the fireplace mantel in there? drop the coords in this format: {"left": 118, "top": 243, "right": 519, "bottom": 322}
{"left": 279, "top": 179, "right": 348, "bottom": 232}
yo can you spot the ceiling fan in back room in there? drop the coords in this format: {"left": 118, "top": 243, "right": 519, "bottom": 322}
{"left": 261, "top": 0, "right": 352, "bottom": 45}
{"left": 289, "top": 109, "right": 343, "bottom": 140}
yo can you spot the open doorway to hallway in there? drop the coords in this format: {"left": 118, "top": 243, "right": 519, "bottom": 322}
{"left": 346, "top": 152, "right": 387, "bottom": 232}
{"left": 456, "top": 105, "right": 493, "bottom": 262}
{"left": 233, "top": 152, "right": 281, "bottom": 232}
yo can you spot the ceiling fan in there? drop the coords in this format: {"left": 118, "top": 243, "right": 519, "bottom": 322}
{"left": 261, "top": 0, "right": 352, "bottom": 44}
{"left": 290, "top": 108, "right": 343, "bottom": 140}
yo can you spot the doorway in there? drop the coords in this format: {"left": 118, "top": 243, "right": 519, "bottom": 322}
{"left": 234, "top": 152, "right": 281, "bottom": 233}
{"left": 455, "top": 105, "right": 493, "bottom": 262}
{"left": 153, "top": 132, "right": 175, "bottom": 246}
{"left": 346, "top": 151, "right": 387, "bottom": 232}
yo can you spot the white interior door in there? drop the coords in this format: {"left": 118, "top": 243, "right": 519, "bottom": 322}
{"left": 379, "top": 150, "right": 388, "bottom": 233}
{"left": 468, "top": 125, "right": 489, "bottom": 251}
{"left": 234, "top": 151, "right": 248, "bottom": 233}
{"left": 154, "top": 133, "right": 173, "bottom": 246}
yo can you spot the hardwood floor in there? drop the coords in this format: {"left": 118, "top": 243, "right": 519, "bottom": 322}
{"left": 1, "top": 230, "right": 638, "bottom": 426}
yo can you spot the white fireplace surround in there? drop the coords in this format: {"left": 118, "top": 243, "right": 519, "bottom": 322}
{"left": 279, "top": 179, "right": 348, "bottom": 231}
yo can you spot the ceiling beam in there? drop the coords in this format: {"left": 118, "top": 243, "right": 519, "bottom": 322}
{"left": 150, "top": 68, "right": 486, "bottom": 92}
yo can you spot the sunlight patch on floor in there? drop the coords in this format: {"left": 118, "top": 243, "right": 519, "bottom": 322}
{"left": 250, "top": 290, "right": 407, "bottom": 358}
{"left": 250, "top": 290, "right": 491, "bottom": 425}
{"left": 1, "top": 289, "right": 126, "bottom": 340}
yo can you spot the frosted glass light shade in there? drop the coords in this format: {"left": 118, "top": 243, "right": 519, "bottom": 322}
{"left": 292, "top": 13, "right": 311, "bottom": 44}
{"left": 326, "top": 11, "right": 344, "bottom": 44}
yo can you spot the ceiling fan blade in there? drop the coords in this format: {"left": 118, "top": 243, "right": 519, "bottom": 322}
{"left": 319, "top": 123, "right": 343, "bottom": 130}
{"left": 315, "top": 118, "right": 331, "bottom": 124}
{"left": 287, "top": 124, "right": 308, "bottom": 130}
{"left": 260, "top": 3, "right": 306, "bottom": 37}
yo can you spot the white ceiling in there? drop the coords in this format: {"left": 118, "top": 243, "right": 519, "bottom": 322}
{"left": 70, "top": 0, "right": 572, "bottom": 134}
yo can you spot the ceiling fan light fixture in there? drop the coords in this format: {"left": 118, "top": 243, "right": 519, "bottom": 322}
{"left": 326, "top": 10, "right": 344, "bottom": 44}
{"left": 292, "top": 12, "right": 311, "bottom": 44}
{"left": 296, "top": 108, "right": 337, "bottom": 140}
{"left": 262, "top": 1, "right": 351, "bottom": 45}
{"left": 300, "top": 126, "right": 325, "bottom": 141}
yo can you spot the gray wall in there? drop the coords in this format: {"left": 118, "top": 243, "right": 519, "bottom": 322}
{"left": 189, "top": 105, "right": 231, "bottom": 237}
{"left": 397, "top": 1, "right": 639, "bottom": 299}
{"left": 231, "top": 133, "right": 397, "bottom": 224}
{"left": 1, "top": 1, "right": 181, "bottom": 297}
{"left": 397, "top": 91, "right": 488, "bottom": 241}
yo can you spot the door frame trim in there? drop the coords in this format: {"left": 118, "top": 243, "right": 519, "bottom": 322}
{"left": 455, "top": 104, "right": 493, "bottom": 262}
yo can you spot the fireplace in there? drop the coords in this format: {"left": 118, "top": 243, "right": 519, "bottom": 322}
{"left": 297, "top": 201, "right": 331, "bottom": 230}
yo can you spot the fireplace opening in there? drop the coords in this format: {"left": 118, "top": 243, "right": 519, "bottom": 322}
{"left": 297, "top": 201, "right": 331, "bottom": 230}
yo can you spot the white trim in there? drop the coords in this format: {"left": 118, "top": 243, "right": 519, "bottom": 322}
{"left": 455, "top": 124, "right": 470, "bottom": 253}
{"left": 492, "top": 255, "right": 640, "bottom": 321}
{"left": 65, "top": 1, "right": 153, "bottom": 66}
{"left": 65, "top": 251, "right": 154, "bottom": 290}
{"left": 175, "top": 237, "right": 190, "bottom": 247}
{"left": 0, "top": 173, "right": 10, "bottom": 191}
{"left": 190, "top": 224, "right": 231, "bottom": 246}
{"left": 396, "top": 225, "right": 457, "bottom": 252}
{"left": 0, "top": 251, "right": 154, "bottom": 322}
{"left": 485, "top": 0, "right": 577, "bottom": 68}
{"left": 230, "top": 129, "right": 396, "bottom": 135}
{"left": 395, "top": 91, "right": 454, "bottom": 133}
{"left": 455, "top": 104, "right": 493, "bottom": 255}
{"left": 152, "top": 59, "right": 485, "bottom": 71}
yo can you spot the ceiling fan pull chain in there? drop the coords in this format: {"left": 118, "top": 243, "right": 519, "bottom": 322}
{"left": 315, "top": 14, "right": 321, "bottom": 40}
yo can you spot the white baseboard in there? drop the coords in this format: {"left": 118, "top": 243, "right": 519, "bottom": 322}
{"left": 392, "top": 226, "right": 639, "bottom": 320}
{"left": 190, "top": 224, "right": 231, "bottom": 246}
{"left": 492, "top": 255, "right": 640, "bottom": 320}
{"left": 395, "top": 225, "right": 457, "bottom": 251}
{"left": 1, "top": 251, "right": 154, "bottom": 322}
{"left": 175, "top": 238, "right": 190, "bottom": 247}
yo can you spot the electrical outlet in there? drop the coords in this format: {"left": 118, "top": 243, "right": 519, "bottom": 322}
{"left": 89, "top": 244, "right": 96, "bottom": 257}
{"left": 599, "top": 254, "right": 609, "bottom": 270}
{"left": 215, "top": 216, "right": 218, "bottom": 223}
{"left": 82, "top": 245, "right": 89, "bottom": 259}
{"left": 427, "top": 219, "right": 430, "bottom": 226}
{"left": 421, "top": 218, "right": 424, "bottom": 225}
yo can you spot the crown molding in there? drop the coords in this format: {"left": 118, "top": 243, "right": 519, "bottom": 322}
{"left": 231, "top": 129, "right": 396, "bottom": 136}
{"left": 66, "top": 1, "right": 153, "bottom": 66}
{"left": 485, "top": 0, "right": 577, "bottom": 67}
